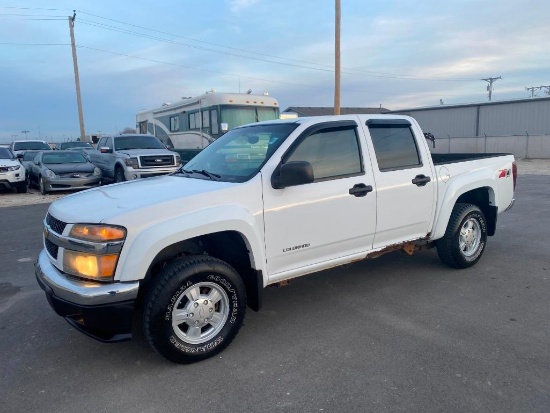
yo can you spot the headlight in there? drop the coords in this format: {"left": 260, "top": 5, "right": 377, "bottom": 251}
{"left": 175, "top": 154, "right": 181, "bottom": 165}
{"left": 45, "top": 169, "right": 56, "bottom": 178}
{"left": 125, "top": 157, "right": 139, "bottom": 168}
{"left": 63, "top": 224, "right": 127, "bottom": 281}
{"left": 93, "top": 167, "right": 101, "bottom": 176}
{"left": 63, "top": 250, "right": 119, "bottom": 281}
{"left": 69, "top": 224, "right": 126, "bottom": 242}
{"left": 7, "top": 165, "right": 21, "bottom": 171}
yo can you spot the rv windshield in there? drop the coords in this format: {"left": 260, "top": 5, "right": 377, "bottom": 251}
{"left": 181, "top": 122, "right": 297, "bottom": 183}
{"left": 220, "top": 106, "right": 279, "bottom": 130}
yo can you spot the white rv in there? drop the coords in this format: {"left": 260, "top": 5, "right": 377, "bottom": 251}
{"left": 136, "top": 91, "right": 280, "bottom": 160}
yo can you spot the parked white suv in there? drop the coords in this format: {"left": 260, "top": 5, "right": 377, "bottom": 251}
{"left": 0, "top": 147, "right": 27, "bottom": 193}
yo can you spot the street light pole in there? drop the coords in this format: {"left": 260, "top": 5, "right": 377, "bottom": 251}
{"left": 334, "top": 0, "right": 341, "bottom": 115}
{"left": 68, "top": 11, "right": 87, "bottom": 142}
{"left": 21, "top": 130, "right": 30, "bottom": 140}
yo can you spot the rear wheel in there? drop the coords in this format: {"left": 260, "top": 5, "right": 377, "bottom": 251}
{"left": 143, "top": 256, "right": 246, "bottom": 364}
{"left": 436, "top": 203, "right": 487, "bottom": 268}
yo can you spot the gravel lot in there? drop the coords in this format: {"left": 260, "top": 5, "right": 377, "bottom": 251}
{"left": 1, "top": 158, "right": 549, "bottom": 208}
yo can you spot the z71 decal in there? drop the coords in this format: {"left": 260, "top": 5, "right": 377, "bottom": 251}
{"left": 498, "top": 169, "right": 511, "bottom": 178}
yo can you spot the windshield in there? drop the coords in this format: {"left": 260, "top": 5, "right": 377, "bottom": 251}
{"left": 220, "top": 106, "right": 280, "bottom": 130}
{"left": 182, "top": 122, "right": 297, "bottom": 182}
{"left": 13, "top": 141, "right": 51, "bottom": 151}
{"left": 114, "top": 135, "right": 165, "bottom": 150}
{"left": 59, "top": 142, "right": 93, "bottom": 149}
{"left": 23, "top": 151, "right": 40, "bottom": 161}
{"left": 42, "top": 152, "right": 87, "bottom": 164}
{"left": 0, "top": 147, "right": 14, "bottom": 159}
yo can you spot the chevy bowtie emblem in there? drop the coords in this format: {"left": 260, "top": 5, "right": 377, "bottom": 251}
{"left": 155, "top": 159, "right": 162, "bottom": 163}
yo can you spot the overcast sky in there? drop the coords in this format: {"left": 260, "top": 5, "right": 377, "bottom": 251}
{"left": 1, "top": 0, "right": 549, "bottom": 143}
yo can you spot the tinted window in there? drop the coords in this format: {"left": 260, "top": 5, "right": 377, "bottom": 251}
{"left": 368, "top": 121, "right": 421, "bottom": 171}
{"left": 42, "top": 152, "right": 87, "bottom": 164}
{"left": 287, "top": 126, "right": 362, "bottom": 180}
{"left": 13, "top": 141, "right": 50, "bottom": 151}
{"left": 23, "top": 151, "right": 40, "bottom": 161}
{"left": 114, "top": 136, "right": 165, "bottom": 150}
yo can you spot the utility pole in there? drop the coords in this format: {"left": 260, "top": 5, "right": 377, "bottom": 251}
{"left": 68, "top": 11, "right": 86, "bottom": 142}
{"left": 21, "top": 130, "right": 30, "bottom": 139}
{"left": 481, "top": 76, "right": 501, "bottom": 101}
{"left": 525, "top": 86, "right": 540, "bottom": 97}
{"left": 334, "top": 0, "right": 341, "bottom": 115}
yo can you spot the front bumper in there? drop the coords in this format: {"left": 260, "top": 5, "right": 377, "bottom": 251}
{"left": 123, "top": 167, "right": 179, "bottom": 180}
{"left": 42, "top": 176, "right": 101, "bottom": 192}
{"left": 35, "top": 250, "right": 139, "bottom": 342}
{"left": 0, "top": 169, "right": 25, "bottom": 189}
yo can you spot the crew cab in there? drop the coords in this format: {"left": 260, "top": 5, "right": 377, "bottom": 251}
{"left": 88, "top": 133, "right": 180, "bottom": 183}
{"left": 35, "top": 115, "right": 516, "bottom": 364}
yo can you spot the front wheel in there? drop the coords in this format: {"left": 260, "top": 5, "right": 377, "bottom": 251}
{"left": 16, "top": 181, "right": 27, "bottom": 193}
{"left": 143, "top": 256, "right": 247, "bottom": 364}
{"left": 436, "top": 203, "right": 488, "bottom": 268}
{"left": 114, "top": 167, "right": 126, "bottom": 183}
{"left": 39, "top": 177, "right": 47, "bottom": 195}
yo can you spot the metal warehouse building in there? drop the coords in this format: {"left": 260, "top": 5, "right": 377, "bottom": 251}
{"left": 390, "top": 97, "right": 550, "bottom": 158}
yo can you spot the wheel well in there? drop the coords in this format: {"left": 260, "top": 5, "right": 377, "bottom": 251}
{"left": 138, "top": 231, "right": 262, "bottom": 311}
{"left": 456, "top": 187, "right": 497, "bottom": 236}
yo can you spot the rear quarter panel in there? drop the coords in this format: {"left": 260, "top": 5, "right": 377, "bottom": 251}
{"left": 431, "top": 155, "right": 515, "bottom": 240}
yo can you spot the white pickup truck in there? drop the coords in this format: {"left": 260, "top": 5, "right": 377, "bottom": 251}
{"left": 35, "top": 115, "right": 516, "bottom": 364}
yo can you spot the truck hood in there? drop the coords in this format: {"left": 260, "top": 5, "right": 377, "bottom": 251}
{"left": 48, "top": 175, "right": 238, "bottom": 224}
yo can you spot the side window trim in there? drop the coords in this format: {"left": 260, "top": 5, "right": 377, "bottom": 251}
{"left": 281, "top": 120, "right": 364, "bottom": 183}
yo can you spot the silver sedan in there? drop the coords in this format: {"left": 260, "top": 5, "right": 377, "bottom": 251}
{"left": 28, "top": 151, "right": 102, "bottom": 194}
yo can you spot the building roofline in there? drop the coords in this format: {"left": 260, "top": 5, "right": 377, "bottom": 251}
{"left": 389, "top": 96, "right": 550, "bottom": 112}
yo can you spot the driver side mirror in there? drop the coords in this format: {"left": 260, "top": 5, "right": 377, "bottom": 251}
{"left": 271, "top": 161, "right": 314, "bottom": 189}
{"left": 100, "top": 147, "right": 111, "bottom": 153}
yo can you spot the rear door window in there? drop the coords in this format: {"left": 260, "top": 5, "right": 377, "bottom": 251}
{"left": 367, "top": 120, "right": 421, "bottom": 171}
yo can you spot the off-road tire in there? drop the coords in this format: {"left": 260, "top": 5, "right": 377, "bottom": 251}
{"left": 436, "top": 203, "right": 488, "bottom": 269}
{"left": 143, "top": 255, "right": 247, "bottom": 364}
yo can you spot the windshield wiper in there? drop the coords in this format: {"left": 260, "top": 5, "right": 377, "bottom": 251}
{"left": 180, "top": 168, "right": 221, "bottom": 181}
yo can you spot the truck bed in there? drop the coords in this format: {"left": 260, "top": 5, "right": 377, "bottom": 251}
{"left": 431, "top": 153, "right": 512, "bottom": 166}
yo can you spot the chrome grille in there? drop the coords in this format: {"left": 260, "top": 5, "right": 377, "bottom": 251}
{"left": 139, "top": 155, "right": 174, "bottom": 167}
{"left": 46, "top": 213, "right": 67, "bottom": 234}
{"left": 45, "top": 238, "right": 59, "bottom": 259}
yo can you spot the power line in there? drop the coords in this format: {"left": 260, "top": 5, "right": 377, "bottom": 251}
{"left": 481, "top": 76, "right": 501, "bottom": 101}
{"left": 1, "top": 7, "right": 481, "bottom": 83}
{"left": 75, "top": 10, "right": 478, "bottom": 82}
{"left": 525, "top": 86, "right": 540, "bottom": 97}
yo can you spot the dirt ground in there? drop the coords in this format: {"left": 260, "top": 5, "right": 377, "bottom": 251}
{"left": 1, "top": 158, "right": 548, "bottom": 209}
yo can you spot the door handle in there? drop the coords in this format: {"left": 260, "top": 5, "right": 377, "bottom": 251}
{"left": 412, "top": 174, "right": 431, "bottom": 186}
{"left": 349, "top": 183, "right": 373, "bottom": 197}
